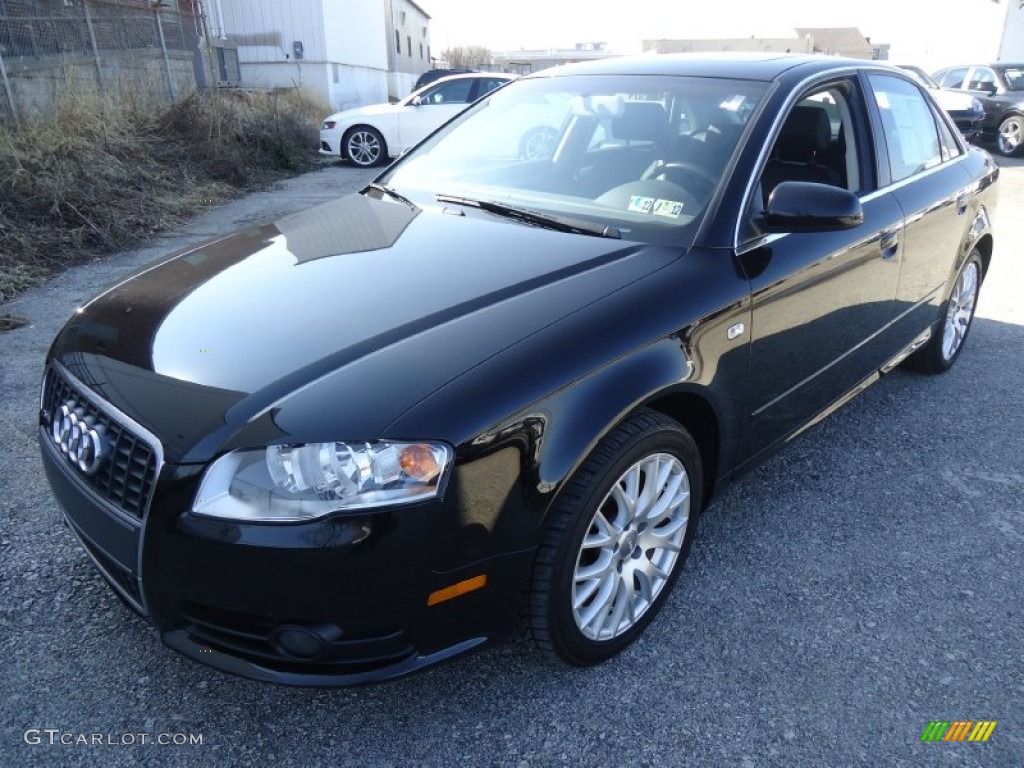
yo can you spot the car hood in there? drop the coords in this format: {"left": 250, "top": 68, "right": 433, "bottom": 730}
{"left": 49, "top": 193, "right": 681, "bottom": 462}
{"left": 325, "top": 103, "right": 401, "bottom": 123}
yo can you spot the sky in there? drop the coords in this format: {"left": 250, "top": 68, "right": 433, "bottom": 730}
{"left": 420, "top": 0, "right": 1011, "bottom": 71}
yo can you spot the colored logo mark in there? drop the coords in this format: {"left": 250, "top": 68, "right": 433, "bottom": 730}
{"left": 921, "top": 721, "right": 997, "bottom": 742}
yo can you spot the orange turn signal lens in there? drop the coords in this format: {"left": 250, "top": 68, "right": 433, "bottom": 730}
{"left": 427, "top": 575, "right": 487, "bottom": 606}
{"left": 400, "top": 444, "right": 440, "bottom": 482}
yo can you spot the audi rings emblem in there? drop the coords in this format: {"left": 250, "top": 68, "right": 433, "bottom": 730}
{"left": 51, "top": 400, "right": 107, "bottom": 475}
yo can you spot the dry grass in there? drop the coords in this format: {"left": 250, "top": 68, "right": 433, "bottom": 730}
{"left": 0, "top": 87, "right": 326, "bottom": 303}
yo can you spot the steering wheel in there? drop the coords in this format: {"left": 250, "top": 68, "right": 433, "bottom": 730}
{"left": 643, "top": 161, "right": 718, "bottom": 201}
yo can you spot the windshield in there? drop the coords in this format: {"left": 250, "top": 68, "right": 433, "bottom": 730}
{"left": 381, "top": 74, "right": 768, "bottom": 246}
{"left": 1001, "top": 67, "right": 1024, "bottom": 91}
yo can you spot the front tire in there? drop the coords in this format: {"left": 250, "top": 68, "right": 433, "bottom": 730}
{"left": 344, "top": 126, "right": 387, "bottom": 167}
{"left": 523, "top": 411, "right": 703, "bottom": 666}
{"left": 996, "top": 114, "right": 1024, "bottom": 157}
{"left": 906, "top": 249, "right": 983, "bottom": 374}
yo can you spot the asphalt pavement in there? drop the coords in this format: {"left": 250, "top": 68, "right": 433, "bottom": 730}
{"left": 1, "top": 156, "right": 1022, "bottom": 768}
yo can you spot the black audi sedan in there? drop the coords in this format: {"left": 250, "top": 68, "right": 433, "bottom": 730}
{"left": 40, "top": 54, "right": 998, "bottom": 686}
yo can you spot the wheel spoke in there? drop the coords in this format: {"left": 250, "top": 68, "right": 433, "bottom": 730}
{"left": 638, "top": 515, "right": 687, "bottom": 550}
{"left": 581, "top": 512, "right": 618, "bottom": 549}
{"left": 578, "top": 571, "right": 619, "bottom": 631}
{"left": 575, "top": 549, "right": 614, "bottom": 582}
{"left": 634, "top": 567, "right": 658, "bottom": 603}
{"left": 603, "top": 574, "right": 633, "bottom": 636}
{"left": 609, "top": 483, "right": 634, "bottom": 528}
{"left": 643, "top": 472, "right": 687, "bottom": 526}
{"left": 634, "top": 456, "right": 660, "bottom": 517}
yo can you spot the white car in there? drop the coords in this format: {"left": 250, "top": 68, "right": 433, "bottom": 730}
{"left": 896, "top": 65, "right": 985, "bottom": 143}
{"left": 319, "top": 73, "right": 515, "bottom": 167}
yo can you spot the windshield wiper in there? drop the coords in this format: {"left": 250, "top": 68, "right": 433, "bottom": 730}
{"left": 365, "top": 182, "right": 418, "bottom": 210}
{"left": 435, "top": 194, "right": 621, "bottom": 239}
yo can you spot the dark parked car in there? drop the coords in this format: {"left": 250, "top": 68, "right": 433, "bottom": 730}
{"left": 413, "top": 67, "right": 476, "bottom": 92}
{"left": 40, "top": 54, "right": 997, "bottom": 686}
{"left": 897, "top": 64, "right": 985, "bottom": 143}
{"left": 933, "top": 62, "right": 1024, "bottom": 156}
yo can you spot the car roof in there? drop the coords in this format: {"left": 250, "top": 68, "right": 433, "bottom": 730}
{"left": 419, "top": 71, "right": 514, "bottom": 86}
{"left": 525, "top": 52, "right": 888, "bottom": 82}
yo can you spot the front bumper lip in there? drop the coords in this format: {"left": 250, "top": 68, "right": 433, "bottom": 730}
{"left": 163, "top": 629, "right": 487, "bottom": 687}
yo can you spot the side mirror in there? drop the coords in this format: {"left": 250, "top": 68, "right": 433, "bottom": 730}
{"left": 764, "top": 181, "right": 864, "bottom": 232}
{"left": 981, "top": 83, "right": 998, "bottom": 96}
{"left": 411, "top": 95, "right": 423, "bottom": 107}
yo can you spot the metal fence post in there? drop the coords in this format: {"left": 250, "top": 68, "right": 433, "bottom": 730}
{"left": 83, "top": 0, "right": 104, "bottom": 94}
{"left": 0, "top": 48, "right": 21, "bottom": 130}
{"left": 153, "top": 6, "right": 176, "bottom": 101}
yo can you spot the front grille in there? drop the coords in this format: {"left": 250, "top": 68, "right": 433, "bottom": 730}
{"left": 42, "top": 367, "right": 159, "bottom": 520}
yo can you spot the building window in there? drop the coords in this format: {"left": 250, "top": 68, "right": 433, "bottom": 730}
{"left": 395, "top": 30, "right": 400, "bottom": 54}
{"left": 332, "top": 63, "right": 339, "bottom": 83}
{"left": 419, "top": 43, "right": 423, "bottom": 59}
{"left": 427, "top": 46, "right": 431, "bottom": 62}
{"left": 407, "top": 35, "right": 412, "bottom": 57}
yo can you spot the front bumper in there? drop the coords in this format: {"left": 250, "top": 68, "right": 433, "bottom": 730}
{"left": 319, "top": 130, "right": 342, "bottom": 157}
{"left": 39, "top": 368, "right": 536, "bottom": 686}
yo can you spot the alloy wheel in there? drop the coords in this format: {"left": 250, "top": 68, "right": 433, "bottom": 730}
{"left": 571, "top": 452, "right": 690, "bottom": 641}
{"left": 942, "top": 260, "right": 979, "bottom": 361}
{"left": 998, "top": 117, "right": 1022, "bottom": 156}
{"left": 347, "top": 130, "right": 382, "bottom": 166}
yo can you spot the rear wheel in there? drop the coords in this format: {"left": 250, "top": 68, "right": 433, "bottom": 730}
{"left": 523, "top": 411, "right": 702, "bottom": 666}
{"left": 344, "top": 126, "right": 387, "bottom": 167}
{"left": 996, "top": 115, "right": 1024, "bottom": 157}
{"left": 906, "top": 249, "right": 983, "bottom": 374}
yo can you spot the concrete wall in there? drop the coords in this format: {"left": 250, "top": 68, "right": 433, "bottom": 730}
{"left": 236, "top": 61, "right": 387, "bottom": 111}
{"left": 216, "top": 0, "right": 388, "bottom": 108}
{"left": 322, "top": 0, "right": 389, "bottom": 71}
{"left": 1, "top": 52, "right": 195, "bottom": 118}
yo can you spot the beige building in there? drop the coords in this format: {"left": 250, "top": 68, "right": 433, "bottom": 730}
{"left": 645, "top": 27, "right": 879, "bottom": 60}
{"left": 644, "top": 36, "right": 813, "bottom": 55}
{"left": 491, "top": 43, "right": 619, "bottom": 75}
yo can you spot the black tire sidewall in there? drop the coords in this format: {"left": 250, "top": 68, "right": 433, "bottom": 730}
{"left": 545, "top": 419, "right": 703, "bottom": 665}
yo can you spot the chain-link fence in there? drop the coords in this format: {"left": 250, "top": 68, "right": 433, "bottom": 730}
{"left": 0, "top": 0, "right": 209, "bottom": 127}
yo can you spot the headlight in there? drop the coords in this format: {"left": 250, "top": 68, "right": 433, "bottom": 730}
{"left": 322, "top": 120, "right": 337, "bottom": 130}
{"left": 192, "top": 441, "right": 452, "bottom": 522}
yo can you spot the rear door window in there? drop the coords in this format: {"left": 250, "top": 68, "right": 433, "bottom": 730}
{"left": 869, "top": 75, "right": 944, "bottom": 183}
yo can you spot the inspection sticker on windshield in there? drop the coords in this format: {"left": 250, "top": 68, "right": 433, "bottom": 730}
{"left": 628, "top": 195, "right": 655, "bottom": 214}
{"left": 653, "top": 199, "right": 685, "bottom": 218}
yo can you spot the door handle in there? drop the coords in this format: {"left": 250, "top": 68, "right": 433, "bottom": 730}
{"left": 956, "top": 192, "right": 970, "bottom": 215}
{"left": 880, "top": 231, "right": 899, "bottom": 260}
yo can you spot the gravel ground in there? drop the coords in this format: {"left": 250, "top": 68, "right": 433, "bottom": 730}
{"left": 1, "top": 157, "right": 1022, "bottom": 768}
